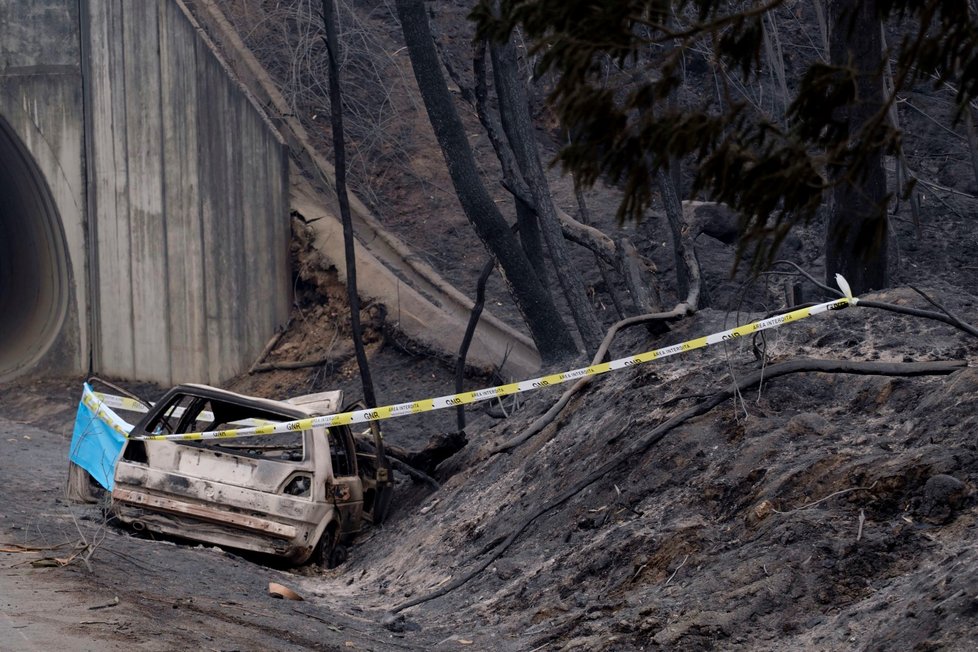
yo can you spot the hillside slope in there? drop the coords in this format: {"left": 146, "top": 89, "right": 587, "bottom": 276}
{"left": 296, "top": 287, "right": 978, "bottom": 650}
{"left": 171, "top": 2, "right": 978, "bottom": 648}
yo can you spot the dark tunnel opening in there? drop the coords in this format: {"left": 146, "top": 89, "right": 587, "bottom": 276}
{"left": 0, "top": 115, "right": 69, "bottom": 380}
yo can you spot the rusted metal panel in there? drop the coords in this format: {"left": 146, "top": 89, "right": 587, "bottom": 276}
{"left": 113, "top": 487, "right": 298, "bottom": 538}
{"left": 114, "top": 463, "right": 324, "bottom": 519}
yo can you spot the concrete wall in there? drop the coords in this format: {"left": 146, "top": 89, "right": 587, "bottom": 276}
{"left": 0, "top": 0, "right": 291, "bottom": 386}
{"left": 0, "top": 0, "right": 87, "bottom": 379}
{"left": 83, "top": 0, "right": 290, "bottom": 385}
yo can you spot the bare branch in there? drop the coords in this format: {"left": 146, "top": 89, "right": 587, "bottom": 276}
{"left": 492, "top": 302, "right": 696, "bottom": 456}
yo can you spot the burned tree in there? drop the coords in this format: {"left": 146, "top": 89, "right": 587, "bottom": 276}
{"left": 395, "top": 0, "right": 579, "bottom": 364}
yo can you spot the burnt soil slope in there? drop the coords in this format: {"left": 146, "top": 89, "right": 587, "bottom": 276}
{"left": 3, "top": 286, "right": 977, "bottom": 651}
{"left": 291, "top": 287, "right": 978, "bottom": 651}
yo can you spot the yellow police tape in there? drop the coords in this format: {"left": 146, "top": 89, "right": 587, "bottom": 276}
{"left": 97, "top": 276, "right": 855, "bottom": 443}
{"left": 89, "top": 392, "right": 272, "bottom": 428}
{"left": 82, "top": 388, "right": 133, "bottom": 437}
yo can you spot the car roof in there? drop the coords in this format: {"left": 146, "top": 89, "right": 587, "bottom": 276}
{"left": 176, "top": 384, "right": 342, "bottom": 418}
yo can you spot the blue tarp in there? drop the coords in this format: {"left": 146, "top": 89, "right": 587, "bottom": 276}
{"left": 68, "top": 384, "right": 132, "bottom": 490}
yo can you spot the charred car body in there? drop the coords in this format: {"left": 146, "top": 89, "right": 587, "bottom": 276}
{"left": 72, "top": 383, "right": 392, "bottom": 566}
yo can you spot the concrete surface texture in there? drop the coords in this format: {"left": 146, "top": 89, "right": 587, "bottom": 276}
{"left": 0, "top": 0, "right": 291, "bottom": 385}
{"left": 0, "top": 0, "right": 86, "bottom": 381}
{"left": 83, "top": 0, "right": 291, "bottom": 385}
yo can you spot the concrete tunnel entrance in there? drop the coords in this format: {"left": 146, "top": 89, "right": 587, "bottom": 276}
{"left": 0, "top": 115, "right": 70, "bottom": 381}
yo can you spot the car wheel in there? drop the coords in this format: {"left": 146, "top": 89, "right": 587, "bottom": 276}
{"left": 65, "top": 462, "right": 106, "bottom": 504}
{"left": 314, "top": 523, "right": 347, "bottom": 569}
{"left": 326, "top": 542, "right": 348, "bottom": 569}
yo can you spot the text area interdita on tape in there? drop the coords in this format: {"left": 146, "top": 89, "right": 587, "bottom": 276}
{"left": 85, "top": 275, "right": 859, "bottom": 442}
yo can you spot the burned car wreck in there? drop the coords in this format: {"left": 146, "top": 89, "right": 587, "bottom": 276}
{"left": 71, "top": 383, "right": 392, "bottom": 566}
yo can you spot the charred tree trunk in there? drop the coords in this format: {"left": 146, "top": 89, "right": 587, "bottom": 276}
{"left": 455, "top": 255, "right": 495, "bottom": 433}
{"left": 655, "top": 167, "right": 704, "bottom": 308}
{"left": 490, "top": 35, "right": 604, "bottom": 355}
{"left": 471, "top": 36, "right": 658, "bottom": 319}
{"left": 574, "top": 181, "right": 625, "bottom": 319}
{"left": 395, "top": 0, "right": 578, "bottom": 363}
{"left": 321, "top": 0, "right": 377, "bottom": 408}
{"left": 323, "top": 1, "right": 390, "bottom": 521}
{"left": 656, "top": 168, "right": 693, "bottom": 302}
{"left": 826, "top": 0, "right": 888, "bottom": 293}
{"left": 472, "top": 41, "right": 548, "bottom": 286}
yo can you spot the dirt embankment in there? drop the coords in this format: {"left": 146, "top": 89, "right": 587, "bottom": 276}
{"left": 3, "top": 285, "right": 978, "bottom": 650}
{"left": 288, "top": 287, "right": 978, "bottom": 651}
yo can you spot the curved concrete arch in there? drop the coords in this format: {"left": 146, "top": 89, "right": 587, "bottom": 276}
{"left": 0, "top": 0, "right": 293, "bottom": 386}
{"left": 0, "top": 113, "right": 71, "bottom": 380}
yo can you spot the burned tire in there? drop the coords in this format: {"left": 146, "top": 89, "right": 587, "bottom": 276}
{"left": 313, "top": 523, "right": 347, "bottom": 569}
{"left": 65, "top": 462, "right": 106, "bottom": 504}
{"left": 327, "top": 542, "right": 348, "bottom": 569}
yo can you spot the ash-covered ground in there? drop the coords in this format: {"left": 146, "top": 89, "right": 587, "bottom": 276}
{"left": 3, "top": 284, "right": 978, "bottom": 650}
